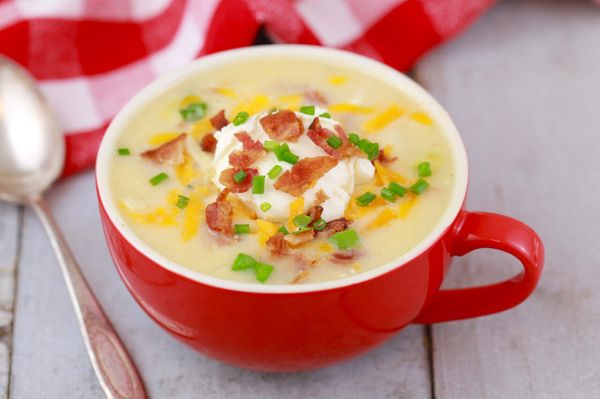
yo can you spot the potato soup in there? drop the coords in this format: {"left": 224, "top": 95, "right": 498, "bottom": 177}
{"left": 109, "top": 56, "right": 456, "bottom": 285}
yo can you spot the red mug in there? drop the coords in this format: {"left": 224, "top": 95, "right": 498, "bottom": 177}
{"left": 96, "top": 46, "right": 544, "bottom": 372}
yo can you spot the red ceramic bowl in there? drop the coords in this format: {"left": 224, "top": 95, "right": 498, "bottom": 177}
{"left": 96, "top": 46, "right": 544, "bottom": 372}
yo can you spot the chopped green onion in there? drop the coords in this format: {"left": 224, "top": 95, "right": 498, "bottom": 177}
{"left": 381, "top": 188, "right": 397, "bottom": 203}
{"left": 232, "top": 253, "right": 256, "bottom": 270}
{"left": 348, "top": 133, "right": 360, "bottom": 145}
{"left": 263, "top": 140, "right": 280, "bottom": 151}
{"left": 117, "top": 148, "right": 130, "bottom": 156}
{"left": 327, "top": 135, "right": 342, "bottom": 149}
{"left": 278, "top": 225, "right": 289, "bottom": 235}
{"left": 293, "top": 214, "right": 312, "bottom": 228}
{"left": 260, "top": 202, "right": 272, "bottom": 212}
{"left": 418, "top": 161, "right": 432, "bottom": 177}
{"left": 319, "top": 112, "right": 331, "bottom": 119}
{"left": 274, "top": 143, "right": 299, "bottom": 165}
{"left": 233, "top": 170, "right": 247, "bottom": 183}
{"left": 234, "top": 224, "right": 251, "bottom": 235}
{"left": 267, "top": 165, "right": 283, "bottom": 179}
{"left": 357, "top": 139, "right": 379, "bottom": 161}
{"left": 149, "top": 172, "right": 169, "bottom": 186}
{"left": 356, "top": 191, "right": 376, "bottom": 207}
{"left": 252, "top": 175, "right": 265, "bottom": 194}
{"left": 389, "top": 182, "right": 408, "bottom": 197}
{"left": 299, "top": 105, "right": 315, "bottom": 115}
{"left": 180, "top": 102, "right": 207, "bottom": 121}
{"left": 175, "top": 195, "right": 190, "bottom": 209}
{"left": 313, "top": 219, "right": 327, "bottom": 231}
{"left": 233, "top": 111, "right": 250, "bottom": 126}
{"left": 410, "top": 178, "right": 429, "bottom": 195}
{"left": 329, "top": 229, "right": 359, "bottom": 250}
{"left": 255, "top": 262, "right": 274, "bottom": 283}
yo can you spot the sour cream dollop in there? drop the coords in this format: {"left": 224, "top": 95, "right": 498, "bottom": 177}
{"left": 212, "top": 111, "right": 375, "bottom": 222}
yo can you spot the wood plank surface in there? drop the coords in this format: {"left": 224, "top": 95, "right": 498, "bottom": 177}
{"left": 415, "top": 0, "right": 600, "bottom": 397}
{"left": 9, "top": 171, "right": 432, "bottom": 398}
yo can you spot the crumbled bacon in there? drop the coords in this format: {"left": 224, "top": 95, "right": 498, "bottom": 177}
{"left": 200, "top": 133, "right": 217, "bottom": 153}
{"left": 267, "top": 232, "right": 316, "bottom": 266}
{"left": 228, "top": 131, "right": 265, "bottom": 168}
{"left": 259, "top": 110, "right": 304, "bottom": 142}
{"left": 218, "top": 168, "right": 258, "bottom": 193}
{"left": 205, "top": 189, "right": 233, "bottom": 236}
{"left": 303, "top": 90, "right": 328, "bottom": 105}
{"left": 307, "top": 118, "right": 364, "bottom": 160}
{"left": 377, "top": 149, "right": 398, "bottom": 164}
{"left": 314, "top": 190, "right": 329, "bottom": 207}
{"left": 320, "top": 217, "right": 353, "bottom": 237}
{"left": 284, "top": 229, "right": 316, "bottom": 246}
{"left": 330, "top": 249, "right": 360, "bottom": 264}
{"left": 306, "top": 205, "right": 323, "bottom": 227}
{"left": 141, "top": 133, "right": 187, "bottom": 165}
{"left": 210, "top": 110, "right": 229, "bottom": 130}
{"left": 273, "top": 156, "right": 338, "bottom": 196}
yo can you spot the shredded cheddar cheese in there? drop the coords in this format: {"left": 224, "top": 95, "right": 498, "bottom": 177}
{"left": 344, "top": 191, "right": 386, "bottom": 219}
{"left": 181, "top": 192, "right": 203, "bottom": 241}
{"left": 180, "top": 95, "right": 201, "bottom": 108}
{"left": 397, "top": 195, "right": 418, "bottom": 219}
{"left": 229, "top": 196, "right": 257, "bottom": 219}
{"left": 362, "top": 105, "right": 404, "bottom": 133}
{"left": 256, "top": 219, "right": 279, "bottom": 247}
{"left": 410, "top": 112, "right": 433, "bottom": 125}
{"left": 175, "top": 153, "right": 199, "bottom": 185}
{"left": 233, "top": 95, "right": 271, "bottom": 116}
{"left": 190, "top": 118, "right": 213, "bottom": 140}
{"left": 214, "top": 87, "right": 237, "bottom": 98}
{"left": 277, "top": 94, "right": 302, "bottom": 111}
{"left": 374, "top": 160, "right": 408, "bottom": 186}
{"left": 287, "top": 196, "right": 305, "bottom": 231}
{"left": 366, "top": 207, "right": 397, "bottom": 230}
{"left": 318, "top": 242, "right": 334, "bottom": 253}
{"left": 148, "top": 132, "right": 180, "bottom": 145}
{"left": 328, "top": 75, "right": 348, "bottom": 86}
{"left": 328, "top": 103, "right": 374, "bottom": 114}
{"left": 119, "top": 202, "right": 179, "bottom": 227}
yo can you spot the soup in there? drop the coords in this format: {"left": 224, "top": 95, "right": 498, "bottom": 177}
{"left": 109, "top": 56, "right": 456, "bottom": 285}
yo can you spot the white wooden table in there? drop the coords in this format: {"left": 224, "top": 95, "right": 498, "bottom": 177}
{"left": 2, "top": 1, "right": 600, "bottom": 397}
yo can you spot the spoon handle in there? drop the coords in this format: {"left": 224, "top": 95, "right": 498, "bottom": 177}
{"left": 31, "top": 196, "right": 147, "bottom": 399}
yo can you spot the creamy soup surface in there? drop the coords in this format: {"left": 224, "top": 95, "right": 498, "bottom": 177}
{"left": 110, "top": 56, "right": 456, "bottom": 285}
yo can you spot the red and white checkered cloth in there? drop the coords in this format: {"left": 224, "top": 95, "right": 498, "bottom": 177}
{"left": 0, "top": 0, "right": 494, "bottom": 176}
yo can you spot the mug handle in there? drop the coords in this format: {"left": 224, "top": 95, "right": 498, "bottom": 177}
{"left": 414, "top": 211, "right": 544, "bottom": 324}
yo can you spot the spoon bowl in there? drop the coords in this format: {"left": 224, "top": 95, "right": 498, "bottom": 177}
{"left": 0, "top": 56, "right": 63, "bottom": 202}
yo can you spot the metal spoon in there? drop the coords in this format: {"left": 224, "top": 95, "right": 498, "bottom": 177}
{"left": 0, "top": 56, "right": 147, "bottom": 398}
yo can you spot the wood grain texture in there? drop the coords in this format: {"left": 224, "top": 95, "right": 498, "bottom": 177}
{"left": 9, "top": 171, "right": 432, "bottom": 398}
{"left": 0, "top": 203, "right": 21, "bottom": 399}
{"left": 415, "top": 0, "right": 600, "bottom": 398}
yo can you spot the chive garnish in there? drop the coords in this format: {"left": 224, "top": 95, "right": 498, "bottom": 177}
{"left": 327, "top": 136, "right": 342, "bottom": 149}
{"left": 149, "top": 172, "right": 169, "bottom": 186}
{"left": 356, "top": 191, "right": 376, "bottom": 207}
{"left": 389, "top": 182, "right": 408, "bottom": 197}
{"left": 267, "top": 165, "right": 283, "bottom": 179}
{"left": 255, "top": 262, "right": 274, "bottom": 283}
{"left": 274, "top": 143, "right": 299, "bottom": 165}
{"left": 117, "top": 148, "right": 130, "bottom": 156}
{"left": 319, "top": 112, "right": 331, "bottom": 119}
{"left": 293, "top": 214, "right": 312, "bottom": 228}
{"left": 234, "top": 224, "right": 251, "bottom": 234}
{"left": 180, "top": 102, "right": 207, "bottom": 121}
{"left": 329, "top": 229, "right": 359, "bottom": 250}
{"left": 381, "top": 188, "right": 396, "bottom": 203}
{"left": 313, "top": 219, "right": 327, "bottom": 231}
{"left": 357, "top": 139, "right": 379, "bottom": 161}
{"left": 233, "top": 111, "right": 249, "bottom": 126}
{"left": 410, "top": 178, "right": 429, "bottom": 195}
{"left": 278, "top": 225, "right": 289, "bottom": 235}
{"left": 175, "top": 195, "right": 189, "bottom": 209}
{"left": 252, "top": 175, "right": 265, "bottom": 194}
{"left": 348, "top": 133, "right": 360, "bottom": 145}
{"left": 260, "top": 202, "right": 271, "bottom": 212}
{"left": 418, "top": 161, "right": 432, "bottom": 177}
{"left": 232, "top": 253, "right": 256, "bottom": 270}
{"left": 263, "top": 140, "right": 280, "bottom": 151}
{"left": 299, "top": 105, "right": 315, "bottom": 115}
{"left": 233, "top": 170, "right": 247, "bottom": 183}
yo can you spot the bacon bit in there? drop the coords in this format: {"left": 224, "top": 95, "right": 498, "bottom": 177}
{"left": 320, "top": 217, "right": 353, "bottom": 237}
{"left": 291, "top": 270, "right": 310, "bottom": 284}
{"left": 200, "top": 133, "right": 217, "bottom": 153}
{"left": 314, "top": 190, "right": 329, "bottom": 207}
{"left": 303, "top": 90, "right": 328, "bottom": 105}
{"left": 267, "top": 232, "right": 316, "bottom": 266}
{"left": 330, "top": 249, "right": 360, "bottom": 264}
{"left": 259, "top": 110, "right": 304, "bottom": 142}
{"left": 284, "top": 229, "right": 316, "bottom": 247}
{"left": 205, "top": 189, "right": 233, "bottom": 236}
{"left": 141, "top": 133, "right": 187, "bottom": 165}
{"left": 210, "top": 110, "right": 229, "bottom": 130}
{"left": 274, "top": 156, "right": 338, "bottom": 196}
{"left": 307, "top": 118, "right": 364, "bottom": 159}
{"left": 306, "top": 205, "right": 323, "bottom": 227}
{"left": 377, "top": 149, "right": 398, "bottom": 164}
{"left": 218, "top": 168, "right": 258, "bottom": 193}
{"left": 228, "top": 132, "right": 265, "bottom": 168}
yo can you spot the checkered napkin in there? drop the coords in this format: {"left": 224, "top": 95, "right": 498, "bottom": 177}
{"left": 0, "top": 0, "right": 494, "bottom": 176}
